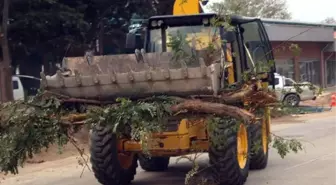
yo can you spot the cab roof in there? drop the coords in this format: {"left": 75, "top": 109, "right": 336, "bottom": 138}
{"left": 148, "top": 13, "right": 261, "bottom": 26}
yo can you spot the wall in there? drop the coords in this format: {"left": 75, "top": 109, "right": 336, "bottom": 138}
{"left": 324, "top": 52, "right": 336, "bottom": 87}
{"left": 271, "top": 41, "right": 330, "bottom": 86}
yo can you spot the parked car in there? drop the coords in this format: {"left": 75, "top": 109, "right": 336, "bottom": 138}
{"left": 12, "top": 76, "right": 25, "bottom": 100}
{"left": 271, "top": 73, "right": 317, "bottom": 106}
{"left": 12, "top": 75, "right": 41, "bottom": 101}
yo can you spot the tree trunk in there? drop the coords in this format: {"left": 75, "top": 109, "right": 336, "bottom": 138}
{"left": 0, "top": 0, "right": 14, "bottom": 103}
{"left": 0, "top": 63, "right": 13, "bottom": 103}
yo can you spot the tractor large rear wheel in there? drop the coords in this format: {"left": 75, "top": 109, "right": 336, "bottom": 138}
{"left": 209, "top": 118, "right": 251, "bottom": 185}
{"left": 90, "top": 125, "right": 138, "bottom": 185}
{"left": 250, "top": 119, "right": 269, "bottom": 169}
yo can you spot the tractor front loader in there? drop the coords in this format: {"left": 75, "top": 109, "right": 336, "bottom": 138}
{"left": 42, "top": 13, "right": 276, "bottom": 185}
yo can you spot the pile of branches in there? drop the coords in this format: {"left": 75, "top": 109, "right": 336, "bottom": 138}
{"left": 0, "top": 77, "right": 302, "bottom": 175}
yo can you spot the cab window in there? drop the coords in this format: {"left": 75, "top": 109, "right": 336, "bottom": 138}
{"left": 147, "top": 25, "right": 220, "bottom": 53}
{"left": 274, "top": 77, "right": 280, "bottom": 85}
{"left": 165, "top": 25, "right": 221, "bottom": 51}
{"left": 240, "top": 21, "right": 272, "bottom": 73}
{"left": 12, "top": 80, "right": 19, "bottom": 90}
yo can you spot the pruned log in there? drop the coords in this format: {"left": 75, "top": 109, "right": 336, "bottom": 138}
{"left": 219, "top": 84, "right": 256, "bottom": 104}
{"left": 170, "top": 99, "right": 256, "bottom": 123}
{"left": 16, "top": 80, "right": 276, "bottom": 126}
{"left": 40, "top": 80, "right": 274, "bottom": 108}
{"left": 246, "top": 90, "right": 278, "bottom": 105}
{"left": 61, "top": 114, "right": 88, "bottom": 122}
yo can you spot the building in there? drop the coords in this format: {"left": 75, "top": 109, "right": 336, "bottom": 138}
{"left": 261, "top": 18, "right": 336, "bottom": 88}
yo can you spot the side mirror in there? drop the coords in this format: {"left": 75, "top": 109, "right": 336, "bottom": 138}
{"left": 201, "top": 0, "right": 209, "bottom": 6}
{"left": 223, "top": 31, "right": 236, "bottom": 43}
{"left": 125, "top": 33, "right": 136, "bottom": 49}
{"left": 245, "top": 42, "right": 250, "bottom": 49}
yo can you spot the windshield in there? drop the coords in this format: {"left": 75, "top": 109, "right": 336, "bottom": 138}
{"left": 240, "top": 21, "right": 273, "bottom": 73}
{"left": 147, "top": 25, "right": 221, "bottom": 53}
{"left": 285, "top": 78, "right": 296, "bottom": 86}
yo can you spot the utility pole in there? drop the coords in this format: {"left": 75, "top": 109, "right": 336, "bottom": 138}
{"left": 0, "top": 0, "right": 14, "bottom": 103}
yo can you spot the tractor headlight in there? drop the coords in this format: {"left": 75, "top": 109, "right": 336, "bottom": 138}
{"left": 202, "top": 18, "right": 209, "bottom": 25}
{"left": 158, "top": 20, "right": 164, "bottom": 27}
{"left": 151, "top": 20, "right": 158, "bottom": 27}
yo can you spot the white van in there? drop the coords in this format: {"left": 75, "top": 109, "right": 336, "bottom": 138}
{"left": 12, "top": 76, "right": 25, "bottom": 100}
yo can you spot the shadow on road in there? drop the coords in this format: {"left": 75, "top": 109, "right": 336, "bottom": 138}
{"left": 134, "top": 166, "right": 190, "bottom": 184}
{"left": 134, "top": 161, "right": 214, "bottom": 185}
{"left": 132, "top": 155, "right": 286, "bottom": 185}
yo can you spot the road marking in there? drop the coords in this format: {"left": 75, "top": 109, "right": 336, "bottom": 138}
{"left": 284, "top": 152, "right": 335, "bottom": 171}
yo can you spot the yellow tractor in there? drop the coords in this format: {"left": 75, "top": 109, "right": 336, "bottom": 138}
{"left": 41, "top": 0, "right": 276, "bottom": 185}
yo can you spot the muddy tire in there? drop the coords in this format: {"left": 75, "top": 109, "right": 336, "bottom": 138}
{"left": 249, "top": 120, "right": 269, "bottom": 170}
{"left": 208, "top": 118, "right": 251, "bottom": 185}
{"left": 138, "top": 154, "right": 170, "bottom": 171}
{"left": 90, "top": 125, "right": 138, "bottom": 185}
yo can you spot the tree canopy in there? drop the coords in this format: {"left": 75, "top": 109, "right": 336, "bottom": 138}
{"left": 1, "top": 0, "right": 174, "bottom": 66}
{"left": 322, "top": 17, "right": 336, "bottom": 24}
{"left": 6, "top": 0, "right": 155, "bottom": 60}
{"left": 0, "top": 0, "right": 175, "bottom": 96}
{"left": 207, "top": 0, "right": 291, "bottom": 19}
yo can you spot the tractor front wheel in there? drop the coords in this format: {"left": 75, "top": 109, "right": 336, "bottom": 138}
{"left": 208, "top": 118, "right": 251, "bottom": 185}
{"left": 90, "top": 125, "right": 138, "bottom": 185}
{"left": 250, "top": 119, "right": 269, "bottom": 169}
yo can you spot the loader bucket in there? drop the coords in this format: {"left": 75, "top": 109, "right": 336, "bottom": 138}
{"left": 40, "top": 52, "right": 223, "bottom": 101}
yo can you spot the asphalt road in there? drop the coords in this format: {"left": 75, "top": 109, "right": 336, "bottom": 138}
{"left": 2, "top": 114, "right": 336, "bottom": 185}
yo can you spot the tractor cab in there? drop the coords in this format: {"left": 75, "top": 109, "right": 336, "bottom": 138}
{"left": 126, "top": 13, "right": 275, "bottom": 86}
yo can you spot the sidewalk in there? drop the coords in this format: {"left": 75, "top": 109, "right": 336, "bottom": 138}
{"left": 300, "top": 86, "right": 335, "bottom": 107}
{"left": 272, "top": 106, "right": 336, "bottom": 124}
{"left": 325, "top": 86, "right": 336, "bottom": 93}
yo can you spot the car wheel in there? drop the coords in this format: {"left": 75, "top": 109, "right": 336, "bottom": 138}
{"left": 284, "top": 94, "right": 300, "bottom": 106}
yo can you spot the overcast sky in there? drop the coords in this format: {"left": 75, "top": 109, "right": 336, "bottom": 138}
{"left": 204, "top": 0, "right": 336, "bottom": 22}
